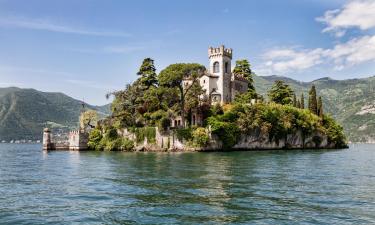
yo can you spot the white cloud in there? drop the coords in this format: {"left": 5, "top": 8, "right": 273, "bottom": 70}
{"left": 317, "top": 0, "right": 375, "bottom": 37}
{"left": 262, "top": 35, "right": 375, "bottom": 73}
{"left": 262, "top": 48, "right": 325, "bottom": 73}
{"left": 0, "top": 16, "right": 131, "bottom": 37}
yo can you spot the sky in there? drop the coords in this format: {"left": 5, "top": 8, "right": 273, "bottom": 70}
{"left": 0, "top": 0, "right": 374, "bottom": 105}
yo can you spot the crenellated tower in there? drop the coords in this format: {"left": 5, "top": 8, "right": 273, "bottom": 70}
{"left": 208, "top": 45, "right": 232, "bottom": 104}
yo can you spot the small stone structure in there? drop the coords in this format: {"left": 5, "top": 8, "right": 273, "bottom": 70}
{"left": 68, "top": 130, "right": 89, "bottom": 150}
{"left": 42, "top": 128, "right": 55, "bottom": 150}
{"left": 42, "top": 128, "right": 89, "bottom": 150}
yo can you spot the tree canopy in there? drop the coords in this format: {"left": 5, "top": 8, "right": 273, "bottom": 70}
{"left": 268, "top": 80, "right": 294, "bottom": 105}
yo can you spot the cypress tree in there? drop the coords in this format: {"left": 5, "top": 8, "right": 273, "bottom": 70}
{"left": 317, "top": 96, "right": 324, "bottom": 117}
{"left": 293, "top": 93, "right": 297, "bottom": 107}
{"left": 300, "top": 93, "right": 305, "bottom": 109}
{"left": 308, "top": 85, "right": 318, "bottom": 114}
{"left": 296, "top": 99, "right": 301, "bottom": 109}
{"left": 137, "top": 58, "right": 158, "bottom": 90}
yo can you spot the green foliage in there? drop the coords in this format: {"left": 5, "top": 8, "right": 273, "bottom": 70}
{"left": 210, "top": 103, "right": 224, "bottom": 116}
{"left": 88, "top": 128, "right": 102, "bottom": 150}
{"left": 237, "top": 102, "right": 346, "bottom": 146}
{"left": 233, "top": 59, "right": 256, "bottom": 91}
{"left": 322, "top": 115, "right": 347, "bottom": 148}
{"left": 79, "top": 110, "right": 98, "bottom": 130}
{"left": 293, "top": 94, "right": 297, "bottom": 107}
{"left": 207, "top": 116, "right": 240, "bottom": 149}
{"left": 300, "top": 93, "right": 305, "bottom": 109}
{"left": 134, "top": 127, "right": 156, "bottom": 143}
{"left": 158, "top": 117, "right": 171, "bottom": 132}
{"left": 268, "top": 80, "right": 294, "bottom": 105}
{"left": 317, "top": 96, "right": 324, "bottom": 117}
{"left": 88, "top": 126, "right": 134, "bottom": 151}
{"left": 176, "top": 127, "right": 193, "bottom": 141}
{"left": 308, "top": 85, "right": 318, "bottom": 114}
{"left": 159, "top": 63, "right": 206, "bottom": 127}
{"left": 192, "top": 127, "right": 209, "bottom": 147}
{"left": 137, "top": 58, "right": 158, "bottom": 90}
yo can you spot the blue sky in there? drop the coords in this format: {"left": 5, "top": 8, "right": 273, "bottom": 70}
{"left": 0, "top": 0, "right": 374, "bottom": 105}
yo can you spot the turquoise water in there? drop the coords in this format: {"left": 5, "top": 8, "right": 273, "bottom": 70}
{"left": 0, "top": 144, "right": 374, "bottom": 224}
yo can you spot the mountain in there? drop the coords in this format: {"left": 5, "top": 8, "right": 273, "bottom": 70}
{"left": 0, "top": 87, "right": 110, "bottom": 141}
{"left": 254, "top": 75, "right": 375, "bottom": 143}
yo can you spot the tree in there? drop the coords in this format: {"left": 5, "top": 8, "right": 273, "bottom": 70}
{"left": 233, "top": 59, "right": 256, "bottom": 98}
{"left": 300, "top": 93, "right": 305, "bottom": 109}
{"left": 293, "top": 94, "right": 297, "bottom": 107}
{"left": 137, "top": 58, "right": 158, "bottom": 90}
{"left": 317, "top": 96, "right": 324, "bottom": 117}
{"left": 308, "top": 85, "right": 318, "bottom": 114}
{"left": 159, "top": 63, "right": 206, "bottom": 127}
{"left": 108, "top": 82, "right": 143, "bottom": 127}
{"left": 268, "top": 80, "right": 294, "bottom": 105}
{"left": 79, "top": 110, "right": 98, "bottom": 130}
{"left": 296, "top": 99, "right": 301, "bottom": 109}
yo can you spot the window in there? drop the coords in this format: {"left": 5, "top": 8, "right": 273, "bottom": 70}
{"left": 213, "top": 61, "right": 219, "bottom": 73}
{"left": 225, "top": 62, "right": 229, "bottom": 73}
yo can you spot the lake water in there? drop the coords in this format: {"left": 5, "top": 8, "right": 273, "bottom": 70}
{"left": 0, "top": 144, "right": 375, "bottom": 224}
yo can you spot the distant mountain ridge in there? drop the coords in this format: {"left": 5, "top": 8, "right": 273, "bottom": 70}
{"left": 0, "top": 87, "right": 110, "bottom": 141}
{"left": 254, "top": 75, "right": 375, "bottom": 143}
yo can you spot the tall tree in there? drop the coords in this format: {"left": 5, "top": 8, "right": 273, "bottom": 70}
{"left": 317, "top": 96, "right": 324, "bottom": 117}
{"left": 300, "top": 93, "right": 305, "bottom": 109}
{"left": 293, "top": 93, "right": 297, "bottom": 107}
{"left": 308, "top": 85, "right": 318, "bottom": 114}
{"left": 159, "top": 63, "right": 206, "bottom": 127}
{"left": 296, "top": 99, "right": 301, "bottom": 109}
{"left": 137, "top": 58, "right": 158, "bottom": 90}
{"left": 268, "top": 80, "right": 294, "bottom": 105}
{"left": 232, "top": 59, "right": 256, "bottom": 98}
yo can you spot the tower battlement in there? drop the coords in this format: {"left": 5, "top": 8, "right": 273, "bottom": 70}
{"left": 208, "top": 45, "right": 232, "bottom": 59}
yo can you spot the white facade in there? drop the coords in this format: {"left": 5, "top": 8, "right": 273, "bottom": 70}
{"left": 199, "top": 45, "right": 248, "bottom": 104}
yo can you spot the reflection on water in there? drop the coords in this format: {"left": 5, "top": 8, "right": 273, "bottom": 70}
{"left": 0, "top": 144, "right": 375, "bottom": 224}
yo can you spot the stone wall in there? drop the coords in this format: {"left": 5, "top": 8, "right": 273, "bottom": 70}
{"left": 122, "top": 127, "right": 337, "bottom": 152}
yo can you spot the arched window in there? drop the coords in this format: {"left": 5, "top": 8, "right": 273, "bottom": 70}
{"left": 213, "top": 61, "right": 220, "bottom": 73}
{"left": 225, "top": 62, "right": 229, "bottom": 73}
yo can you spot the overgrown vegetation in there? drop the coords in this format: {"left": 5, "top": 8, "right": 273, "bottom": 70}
{"left": 87, "top": 56, "right": 347, "bottom": 151}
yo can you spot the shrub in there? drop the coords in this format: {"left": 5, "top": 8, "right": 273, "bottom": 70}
{"left": 134, "top": 127, "right": 156, "bottom": 143}
{"left": 176, "top": 127, "right": 193, "bottom": 141}
{"left": 207, "top": 116, "right": 240, "bottom": 149}
{"left": 88, "top": 128, "right": 102, "bottom": 150}
{"left": 192, "top": 127, "right": 209, "bottom": 147}
{"left": 322, "top": 115, "right": 347, "bottom": 148}
{"left": 158, "top": 117, "right": 171, "bottom": 132}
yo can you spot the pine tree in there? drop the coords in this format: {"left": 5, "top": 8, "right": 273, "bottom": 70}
{"left": 137, "top": 58, "right": 158, "bottom": 90}
{"left": 300, "top": 93, "right": 305, "bottom": 109}
{"left": 233, "top": 59, "right": 257, "bottom": 98}
{"left": 308, "top": 85, "right": 318, "bottom": 114}
{"left": 296, "top": 99, "right": 301, "bottom": 109}
{"left": 317, "top": 96, "right": 324, "bottom": 117}
{"left": 268, "top": 80, "right": 294, "bottom": 105}
{"left": 293, "top": 93, "right": 297, "bottom": 107}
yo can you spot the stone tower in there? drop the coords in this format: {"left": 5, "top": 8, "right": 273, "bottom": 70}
{"left": 42, "top": 128, "right": 54, "bottom": 150}
{"left": 208, "top": 45, "right": 232, "bottom": 104}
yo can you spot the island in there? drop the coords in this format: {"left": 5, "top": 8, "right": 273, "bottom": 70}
{"left": 43, "top": 45, "right": 347, "bottom": 151}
